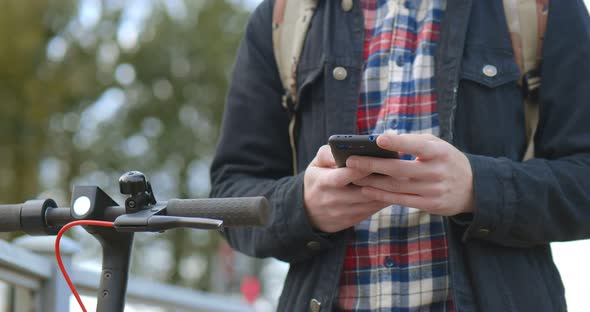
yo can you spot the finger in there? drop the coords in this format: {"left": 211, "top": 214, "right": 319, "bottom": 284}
{"left": 378, "top": 132, "right": 441, "bottom": 160}
{"left": 327, "top": 167, "right": 373, "bottom": 187}
{"left": 346, "top": 200, "right": 391, "bottom": 221}
{"left": 315, "top": 200, "right": 390, "bottom": 231}
{"left": 346, "top": 157, "right": 436, "bottom": 180}
{"left": 317, "top": 185, "right": 382, "bottom": 206}
{"left": 360, "top": 186, "right": 437, "bottom": 211}
{"left": 353, "top": 200, "right": 390, "bottom": 214}
{"left": 353, "top": 175, "right": 444, "bottom": 197}
{"left": 313, "top": 145, "right": 337, "bottom": 168}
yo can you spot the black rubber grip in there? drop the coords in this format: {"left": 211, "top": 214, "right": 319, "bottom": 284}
{"left": 0, "top": 204, "right": 23, "bottom": 232}
{"left": 45, "top": 208, "right": 74, "bottom": 227}
{"left": 165, "top": 197, "right": 269, "bottom": 227}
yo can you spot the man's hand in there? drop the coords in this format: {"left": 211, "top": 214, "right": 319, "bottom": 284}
{"left": 346, "top": 132, "right": 474, "bottom": 216}
{"left": 304, "top": 145, "right": 389, "bottom": 233}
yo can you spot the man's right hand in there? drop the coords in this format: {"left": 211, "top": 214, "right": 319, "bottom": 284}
{"left": 303, "top": 145, "right": 389, "bottom": 233}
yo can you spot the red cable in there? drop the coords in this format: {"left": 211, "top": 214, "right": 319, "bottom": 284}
{"left": 55, "top": 220, "right": 115, "bottom": 312}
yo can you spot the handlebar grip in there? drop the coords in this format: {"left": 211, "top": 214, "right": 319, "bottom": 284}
{"left": 165, "top": 197, "right": 269, "bottom": 227}
{"left": 0, "top": 204, "right": 22, "bottom": 232}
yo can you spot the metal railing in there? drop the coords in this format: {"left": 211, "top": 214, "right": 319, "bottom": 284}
{"left": 0, "top": 237, "right": 252, "bottom": 312}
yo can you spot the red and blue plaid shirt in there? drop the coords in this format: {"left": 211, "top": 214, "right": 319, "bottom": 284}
{"left": 337, "top": 0, "right": 453, "bottom": 310}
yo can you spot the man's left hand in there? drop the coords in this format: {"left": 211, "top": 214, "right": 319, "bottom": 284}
{"left": 347, "top": 131, "right": 474, "bottom": 216}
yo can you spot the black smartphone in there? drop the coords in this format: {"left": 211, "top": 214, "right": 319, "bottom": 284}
{"left": 328, "top": 134, "right": 399, "bottom": 167}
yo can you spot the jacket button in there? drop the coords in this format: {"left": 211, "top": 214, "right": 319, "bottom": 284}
{"left": 310, "top": 298, "right": 321, "bottom": 312}
{"left": 482, "top": 64, "right": 498, "bottom": 78}
{"left": 341, "top": 0, "right": 353, "bottom": 12}
{"left": 306, "top": 241, "right": 321, "bottom": 250}
{"left": 477, "top": 228, "right": 491, "bottom": 236}
{"left": 332, "top": 66, "right": 348, "bottom": 81}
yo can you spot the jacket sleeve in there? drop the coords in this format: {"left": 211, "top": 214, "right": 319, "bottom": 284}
{"left": 209, "top": 0, "right": 339, "bottom": 262}
{"left": 460, "top": 0, "right": 590, "bottom": 247}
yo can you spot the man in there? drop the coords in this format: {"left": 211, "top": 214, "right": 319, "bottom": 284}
{"left": 210, "top": 0, "right": 590, "bottom": 311}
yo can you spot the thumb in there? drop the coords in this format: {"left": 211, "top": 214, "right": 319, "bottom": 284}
{"left": 311, "top": 145, "right": 337, "bottom": 168}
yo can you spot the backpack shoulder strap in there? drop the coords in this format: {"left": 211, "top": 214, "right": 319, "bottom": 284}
{"left": 272, "top": 0, "right": 318, "bottom": 174}
{"left": 502, "top": 0, "right": 550, "bottom": 161}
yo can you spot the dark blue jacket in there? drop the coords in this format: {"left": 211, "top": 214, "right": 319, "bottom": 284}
{"left": 210, "top": 0, "right": 590, "bottom": 311}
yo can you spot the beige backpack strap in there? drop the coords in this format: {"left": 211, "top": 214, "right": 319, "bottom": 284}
{"left": 272, "top": 0, "right": 318, "bottom": 175}
{"left": 503, "top": 0, "right": 549, "bottom": 161}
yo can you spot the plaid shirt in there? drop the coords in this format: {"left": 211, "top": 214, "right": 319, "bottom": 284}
{"left": 337, "top": 0, "right": 453, "bottom": 310}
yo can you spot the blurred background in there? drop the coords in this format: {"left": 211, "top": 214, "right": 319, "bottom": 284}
{"left": 0, "top": 0, "right": 588, "bottom": 311}
{"left": 0, "top": 0, "right": 286, "bottom": 311}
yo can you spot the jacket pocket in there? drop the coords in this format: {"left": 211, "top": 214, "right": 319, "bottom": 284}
{"left": 453, "top": 47, "right": 526, "bottom": 158}
{"left": 297, "top": 59, "right": 325, "bottom": 112}
{"left": 460, "top": 46, "right": 520, "bottom": 88}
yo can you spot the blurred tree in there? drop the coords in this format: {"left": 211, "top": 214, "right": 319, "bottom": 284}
{"left": 0, "top": 0, "right": 249, "bottom": 292}
{"left": 0, "top": 0, "right": 79, "bottom": 204}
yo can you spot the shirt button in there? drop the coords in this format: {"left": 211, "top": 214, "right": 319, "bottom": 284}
{"left": 390, "top": 119, "right": 398, "bottom": 128}
{"left": 341, "top": 0, "right": 353, "bottom": 12}
{"left": 395, "top": 56, "right": 405, "bottom": 67}
{"left": 306, "top": 241, "right": 321, "bottom": 250}
{"left": 310, "top": 298, "right": 322, "bottom": 312}
{"left": 482, "top": 64, "right": 498, "bottom": 78}
{"left": 384, "top": 257, "right": 395, "bottom": 268}
{"left": 332, "top": 66, "right": 348, "bottom": 80}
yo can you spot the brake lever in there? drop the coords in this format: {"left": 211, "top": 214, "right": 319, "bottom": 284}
{"left": 145, "top": 216, "right": 222, "bottom": 231}
{"left": 113, "top": 204, "right": 223, "bottom": 232}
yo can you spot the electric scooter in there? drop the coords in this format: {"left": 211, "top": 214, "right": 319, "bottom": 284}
{"left": 0, "top": 171, "right": 269, "bottom": 312}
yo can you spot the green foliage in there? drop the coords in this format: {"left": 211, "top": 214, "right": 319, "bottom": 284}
{"left": 0, "top": 0, "right": 249, "bottom": 291}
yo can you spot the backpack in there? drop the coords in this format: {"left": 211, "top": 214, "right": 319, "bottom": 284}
{"left": 272, "top": 0, "right": 549, "bottom": 174}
